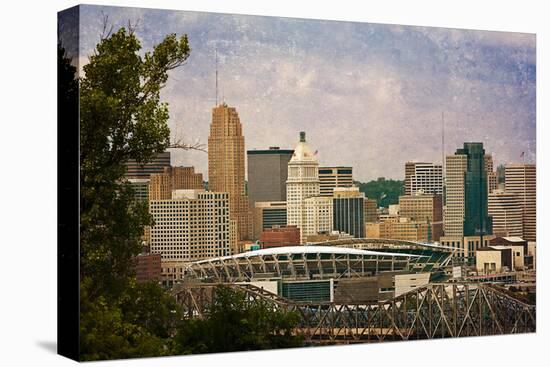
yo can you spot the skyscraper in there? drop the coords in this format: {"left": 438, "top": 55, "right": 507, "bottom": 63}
{"left": 247, "top": 147, "right": 294, "bottom": 206}
{"left": 318, "top": 167, "right": 353, "bottom": 197}
{"left": 149, "top": 189, "right": 234, "bottom": 282}
{"left": 404, "top": 162, "right": 443, "bottom": 195}
{"left": 460, "top": 143, "right": 492, "bottom": 237}
{"left": 505, "top": 164, "right": 536, "bottom": 241}
{"left": 333, "top": 187, "right": 365, "bottom": 238}
{"left": 444, "top": 154, "right": 468, "bottom": 237}
{"left": 208, "top": 103, "right": 251, "bottom": 241}
{"left": 444, "top": 143, "right": 492, "bottom": 239}
{"left": 286, "top": 131, "right": 322, "bottom": 243}
{"left": 488, "top": 189, "right": 523, "bottom": 237}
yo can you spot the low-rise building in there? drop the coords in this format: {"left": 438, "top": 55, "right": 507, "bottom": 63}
{"left": 476, "top": 246, "right": 513, "bottom": 274}
{"left": 260, "top": 225, "right": 300, "bottom": 249}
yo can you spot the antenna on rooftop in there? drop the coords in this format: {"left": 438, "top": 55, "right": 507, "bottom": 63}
{"left": 441, "top": 111, "right": 445, "bottom": 173}
{"left": 215, "top": 47, "right": 218, "bottom": 106}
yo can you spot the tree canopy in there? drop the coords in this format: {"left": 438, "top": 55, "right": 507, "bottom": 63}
{"left": 355, "top": 177, "right": 404, "bottom": 208}
{"left": 67, "top": 26, "right": 304, "bottom": 360}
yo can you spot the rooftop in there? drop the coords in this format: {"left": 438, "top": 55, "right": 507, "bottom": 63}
{"left": 192, "top": 245, "right": 424, "bottom": 265}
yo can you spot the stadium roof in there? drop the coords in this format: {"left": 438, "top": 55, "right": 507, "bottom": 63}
{"left": 193, "top": 245, "right": 423, "bottom": 266}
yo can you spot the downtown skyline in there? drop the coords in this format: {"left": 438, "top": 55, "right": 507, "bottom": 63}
{"left": 76, "top": 5, "right": 536, "bottom": 182}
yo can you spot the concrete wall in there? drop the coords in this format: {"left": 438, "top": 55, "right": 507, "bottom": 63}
{"left": 394, "top": 272, "right": 431, "bottom": 296}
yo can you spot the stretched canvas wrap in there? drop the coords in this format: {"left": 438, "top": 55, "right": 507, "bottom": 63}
{"left": 57, "top": 4, "right": 536, "bottom": 362}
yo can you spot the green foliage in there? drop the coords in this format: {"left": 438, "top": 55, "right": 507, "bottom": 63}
{"left": 355, "top": 177, "right": 404, "bottom": 208}
{"left": 173, "top": 286, "right": 303, "bottom": 354}
{"left": 79, "top": 279, "right": 174, "bottom": 360}
{"left": 74, "top": 27, "right": 191, "bottom": 360}
{"left": 79, "top": 28, "right": 191, "bottom": 298}
{"left": 72, "top": 26, "right": 303, "bottom": 361}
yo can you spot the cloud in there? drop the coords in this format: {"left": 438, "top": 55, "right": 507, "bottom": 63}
{"left": 77, "top": 5, "right": 536, "bottom": 182}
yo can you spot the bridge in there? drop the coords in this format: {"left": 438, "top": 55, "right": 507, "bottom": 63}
{"left": 173, "top": 282, "right": 535, "bottom": 344}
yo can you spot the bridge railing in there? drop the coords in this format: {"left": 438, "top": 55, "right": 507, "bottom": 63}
{"left": 172, "top": 282, "right": 535, "bottom": 343}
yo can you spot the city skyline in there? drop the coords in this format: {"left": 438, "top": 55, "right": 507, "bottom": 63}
{"left": 77, "top": 5, "right": 536, "bottom": 182}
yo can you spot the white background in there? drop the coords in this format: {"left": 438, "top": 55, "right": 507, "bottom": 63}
{"left": 0, "top": 0, "right": 547, "bottom": 365}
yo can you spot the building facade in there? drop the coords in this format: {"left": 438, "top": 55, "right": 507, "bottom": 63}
{"left": 252, "top": 201, "right": 287, "bottom": 240}
{"left": 149, "top": 189, "right": 233, "bottom": 265}
{"left": 132, "top": 253, "right": 161, "bottom": 283}
{"left": 485, "top": 154, "right": 498, "bottom": 194}
{"left": 303, "top": 196, "right": 333, "bottom": 241}
{"left": 125, "top": 151, "right": 171, "bottom": 179}
{"left": 247, "top": 147, "right": 293, "bottom": 206}
{"left": 208, "top": 103, "right": 251, "bottom": 241}
{"left": 399, "top": 193, "right": 443, "bottom": 242}
{"left": 488, "top": 190, "right": 523, "bottom": 237}
{"left": 364, "top": 198, "right": 378, "bottom": 223}
{"left": 404, "top": 162, "right": 443, "bottom": 196}
{"left": 259, "top": 225, "right": 300, "bottom": 249}
{"left": 379, "top": 217, "right": 430, "bottom": 242}
{"left": 332, "top": 187, "right": 365, "bottom": 238}
{"left": 445, "top": 143, "right": 492, "bottom": 238}
{"left": 286, "top": 132, "right": 322, "bottom": 243}
{"left": 128, "top": 178, "right": 150, "bottom": 202}
{"left": 149, "top": 166, "right": 204, "bottom": 201}
{"left": 165, "top": 166, "right": 203, "bottom": 190}
{"left": 505, "top": 164, "right": 536, "bottom": 241}
{"left": 318, "top": 166, "right": 353, "bottom": 197}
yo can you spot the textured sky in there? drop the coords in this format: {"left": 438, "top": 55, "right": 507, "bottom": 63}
{"left": 76, "top": 5, "right": 536, "bottom": 182}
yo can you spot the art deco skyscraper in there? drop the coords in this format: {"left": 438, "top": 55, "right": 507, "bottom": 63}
{"left": 208, "top": 103, "right": 251, "bottom": 241}
{"left": 286, "top": 131, "right": 321, "bottom": 243}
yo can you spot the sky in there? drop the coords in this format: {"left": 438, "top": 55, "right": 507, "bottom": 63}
{"left": 73, "top": 4, "right": 535, "bottom": 182}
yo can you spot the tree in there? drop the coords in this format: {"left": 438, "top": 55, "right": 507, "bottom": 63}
{"left": 173, "top": 286, "right": 303, "bottom": 354}
{"left": 80, "top": 27, "right": 190, "bottom": 299}
{"left": 355, "top": 177, "right": 404, "bottom": 208}
{"left": 77, "top": 26, "right": 191, "bottom": 360}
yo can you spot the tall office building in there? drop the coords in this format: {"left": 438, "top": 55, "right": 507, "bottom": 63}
{"left": 287, "top": 131, "right": 322, "bottom": 243}
{"left": 404, "top": 162, "right": 443, "bottom": 195}
{"left": 444, "top": 143, "right": 492, "bottom": 238}
{"left": 247, "top": 147, "right": 294, "bottom": 206}
{"left": 399, "top": 193, "right": 443, "bottom": 242}
{"left": 149, "top": 189, "right": 233, "bottom": 266}
{"left": 485, "top": 154, "right": 498, "bottom": 194}
{"left": 149, "top": 166, "right": 204, "bottom": 201}
{"left": 303, "top": 196, "right": 333, "bottom": 241}
{"left": 488, "top": 189, "right": 523, "bottom": 237}
{"left": 333, "top": 187, "right": 365, "bottom": 238}
{"left": 364, "top": 198, "right": 378, "bottom": 223}
{"left": 505, "top": 164, "right": 536, "bottom": 241}
{"left": 252, "top": 201, "right": 287, "bottom": 240}
{"left": 125, "top": 151, "right": 171, "bottom": 179}
{"left": 208, "top": 103, "right": 251, "bottom": 241}
{"left": 460, "top": 143, "right": 492, "bottom": 237}
{"left": 165, "top": 166, "right": 203, "bottom": 190}
{"left": 318, "top": 167, "right": 353, "bottom": 197}
{"left": 444, "top": 155, "right": 467, "bottom": 237}
{"left": 148, "top": 172, "right": 172, "bottom": 200}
